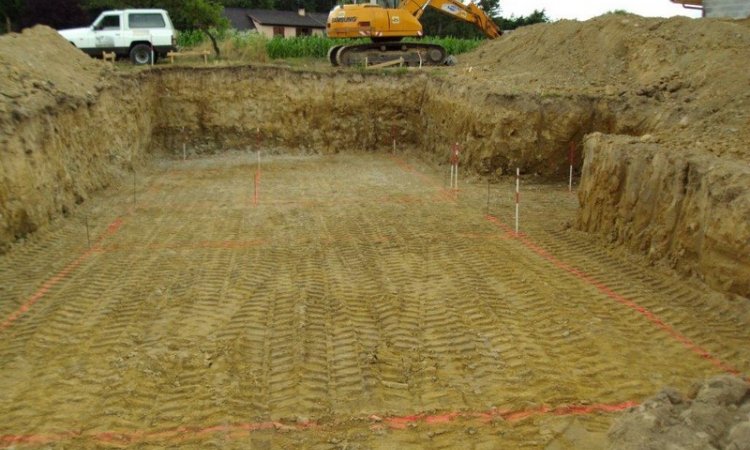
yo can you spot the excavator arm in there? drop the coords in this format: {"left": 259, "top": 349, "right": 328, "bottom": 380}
{"left": 400, "top": 0, "right": 501, "bottom": 38}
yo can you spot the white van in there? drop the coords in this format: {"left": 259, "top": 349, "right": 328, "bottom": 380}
{"left": 58, "top": 9, "right": 176, "bottom": 64}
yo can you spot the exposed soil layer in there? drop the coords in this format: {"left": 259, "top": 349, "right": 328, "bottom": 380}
{"left": 609, "top": 375, "right": 750, "bottom": 449}
{"left": 579, "top": 133, "right": 750, "bottom": 298}
{"left": 456, "top": 13, "right": 750, "bottom": 298}
{"left": 1, "top": 152, "right": 749, "bottom": 449}
{"left": 0, "top": 27, "right": 151, "bottom": 253}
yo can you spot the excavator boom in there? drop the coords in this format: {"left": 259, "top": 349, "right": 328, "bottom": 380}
{"left": 400, "top": 0, "right": 501, "bottom": 38}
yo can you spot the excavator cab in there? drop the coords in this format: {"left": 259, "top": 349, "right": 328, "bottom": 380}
{"left": 327, "top": 0, "right": 423, "bottom": 41}
{"left": 326, "top": 0, "right": 500, "bottom": 66}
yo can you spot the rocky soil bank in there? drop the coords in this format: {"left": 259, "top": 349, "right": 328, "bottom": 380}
{"left": 609, "top": 375, "right": 750, "bottom": 450}
{"left": 0, "top": 27, "right": 153, "bottom": 252}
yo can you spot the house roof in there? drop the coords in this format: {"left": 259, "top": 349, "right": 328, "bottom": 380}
{"left": 223, "top": 8, "right": 328, "bottom": 30}
{"left": 224, "top": 8, "right": 256, "bottom": 31}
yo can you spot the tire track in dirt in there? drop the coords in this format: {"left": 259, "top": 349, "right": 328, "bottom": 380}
{"left": 0, "top": 218, "right": 123, "bottom": 333}
{"left": 3, "top": 152, "right": 750, "bottom": 448}
{"left": 538, "top": 229, "right": 750, "bottom": 376}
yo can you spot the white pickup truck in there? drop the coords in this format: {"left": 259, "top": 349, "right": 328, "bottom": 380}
{"left": 58, "top": 9, "right": 176, "bottom": 65}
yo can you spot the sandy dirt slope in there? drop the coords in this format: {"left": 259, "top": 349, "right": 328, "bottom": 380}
{"left": 0, "top": 26, "right": 110, "bottom": 130}
{"left": 457, "top": 14, "right": 750, "bottom": 161}
{"left": 0, "top": 151, "right": 748, "bottom": 448}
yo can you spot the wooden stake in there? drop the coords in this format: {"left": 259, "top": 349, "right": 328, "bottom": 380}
{"left": 486, "top": 179, "right": 490, "bottom": 215}
{"left": 133, "top": 170, "right": 136, "bottom": 206}
{"left": 85, "top": 216, "right": 91, "bottom": 248}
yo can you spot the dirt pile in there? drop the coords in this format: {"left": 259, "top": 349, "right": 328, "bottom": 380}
{"left": 454, "top": 14, "right": 750, "bottom": 297}
{"left": 458, "top": 13, "right": 750, "bottom": 159}
{"left": 0, "top": 26, "right": 152, "bottom": 252}
{"left": 0, "top": 26, "right": 111, "bottom": 131}
{"left": 609, "top": 375, "right": 750, "bottom": 449}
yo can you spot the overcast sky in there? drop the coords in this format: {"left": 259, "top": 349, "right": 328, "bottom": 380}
{"left": 499, "top": 0, "right": 702, "bottom": 20}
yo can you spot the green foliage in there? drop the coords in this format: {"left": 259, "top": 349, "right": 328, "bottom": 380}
{"left": 405, "top": 36, "right": 482, "bottom": 55}
{"left": 1, "top": 0, "right": 24, "bottom": 32}
{"left": 170, "top": 0, "right": 228, "bottom": 31}
{"left": 607, "top": 9, "right": 630, "bottom": 15}
{"left": 265, "top": 36, "right": 480, "bottom": 59}
{"left": 477, "top": 0, "right": 500, "bottom": 16}
{"left": 265, "top": 36, "right": 367, "bottom": 59}
{"left": 77, "top": 0, "right": 228, "bottom": 30}
{"left": 495, "top": 9, "right": 550, "bottom": 31}
{"left": 180, "top": 32, "right": 481, "bottom": 60}
{"left": 177, "top": 29, "right": 209, "bottom": 47}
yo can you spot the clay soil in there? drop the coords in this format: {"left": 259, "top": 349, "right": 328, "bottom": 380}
{"left": 1, "top": 151, "right": 749, "bottom": 448}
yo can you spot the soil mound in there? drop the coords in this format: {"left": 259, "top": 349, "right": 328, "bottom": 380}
{"left": 609, "top": 375, "right": 750, "bottom": 449}
{"left": 0, "top": 25, "right": 111, "bottom": 133}
{"left": 459, "top": 14, "right": 750, "bottom": 160}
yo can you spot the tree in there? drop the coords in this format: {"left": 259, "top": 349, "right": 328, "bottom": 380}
{"left": 1, "top": 0, "right": 24, "bottom": 32}
{"left": 496, "top": 9, "right": 549, "bottom": 31}
{"left": 19, "top": 0, "right": 90, "bottom": 30}
{"left": 478, "top": 0, "right": 500, "bottom": 16}
{"left": 168, "top": 0, "right": 228, "bottom": 57}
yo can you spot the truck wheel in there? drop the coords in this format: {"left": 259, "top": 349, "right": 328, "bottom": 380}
{"left": 130, "top": 44, "right": 152, "bottom": 65}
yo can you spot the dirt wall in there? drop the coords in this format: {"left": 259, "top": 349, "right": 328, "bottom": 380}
{"left": 0, "top": 82, "right": 155, "bottom": 252}
{"left": 0, "top": 27, "right": 155, "bottom": 252}
{"left": 578, "top": 133, "right": 750, "bottom": 298}
{"left": 148, "top": 67, "right": 631, "bottom": 179}
{"left": 148, "top": 67, "right": 426, "bottom": 155}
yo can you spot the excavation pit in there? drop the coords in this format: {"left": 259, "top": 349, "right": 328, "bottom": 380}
{"left": 2, "top": 17, "right": 750, "bottom": 448}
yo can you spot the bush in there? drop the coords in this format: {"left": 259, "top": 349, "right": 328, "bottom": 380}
{"left": 176, "top": 29, "right": 206, "bottom": 48}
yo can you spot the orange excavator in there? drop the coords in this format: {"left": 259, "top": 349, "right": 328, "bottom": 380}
{"left": 326, "top": 0, "right": 501, "bottom": 66}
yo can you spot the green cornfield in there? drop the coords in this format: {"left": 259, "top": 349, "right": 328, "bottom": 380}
{"left": 178, "top": 30, "right": 483, "bottom": 61}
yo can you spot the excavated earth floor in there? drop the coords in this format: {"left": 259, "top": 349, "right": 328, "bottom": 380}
{"left": 1, "top": 151, "right": 749, "bottom": 449}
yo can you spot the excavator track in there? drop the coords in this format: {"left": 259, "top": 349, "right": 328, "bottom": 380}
{"left": 329, "top": 42, "right": 448, "bottom": 67}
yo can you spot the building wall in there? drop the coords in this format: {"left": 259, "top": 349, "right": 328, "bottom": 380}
{"left": 252, "top": 21, "right": 325, "bottom": 38}
{"left": 704, "top": 0, "right": 750, "bottom": 18}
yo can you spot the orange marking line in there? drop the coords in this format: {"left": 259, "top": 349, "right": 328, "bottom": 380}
{"left": 0, "top": 218, "right": 124, "bottom": 333}
{"left": 0, "top": 400, "right": 635, "bottom": 448}
{"left": 485, "top": 214, "right": 746, "bottom": 379}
